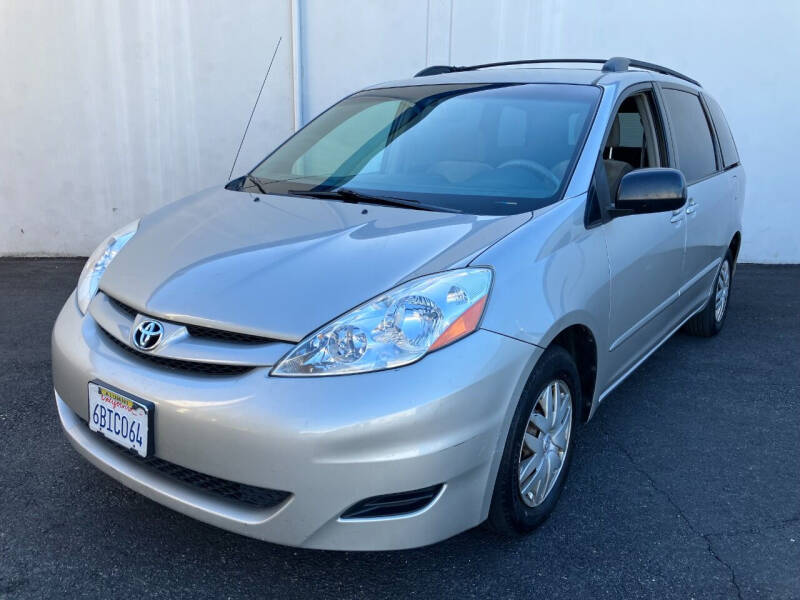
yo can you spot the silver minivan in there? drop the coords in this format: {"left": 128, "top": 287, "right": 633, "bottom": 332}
{"left": 52, "top": 57, "right": 743, "bottom": 550}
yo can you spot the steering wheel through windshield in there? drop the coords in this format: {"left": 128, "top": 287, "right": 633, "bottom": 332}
{"left": 497, "top": 159, "right": 561, "bottom": 192}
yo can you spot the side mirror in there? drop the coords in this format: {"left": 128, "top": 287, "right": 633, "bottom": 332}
{"left": 611, "top": 168, "right": 687, "bottom": 217}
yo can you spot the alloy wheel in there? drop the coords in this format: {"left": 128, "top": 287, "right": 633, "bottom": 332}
{"left": 518, "top": 379, "right": 572, "bottom": 507}
{"left": 715, "top": 260, "right": 731, "bottom": 322}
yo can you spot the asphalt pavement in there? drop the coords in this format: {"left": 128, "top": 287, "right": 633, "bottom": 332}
{"left": 0, "top": 258, "right": 798, "bottom": 599}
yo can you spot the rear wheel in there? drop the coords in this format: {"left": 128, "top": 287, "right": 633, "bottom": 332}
{"left": 487, "top": 346, "right": 581, "bottom": 534}
{"left": 684, "top": 248, "right": 734, "bottom": 337}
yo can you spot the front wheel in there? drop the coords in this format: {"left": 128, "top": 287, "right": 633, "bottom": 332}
{"left": 684, "top": 249, "right": 734, "bottom": 337}
{"left": 486, "top": 346, "right": 581, "bottom": 534}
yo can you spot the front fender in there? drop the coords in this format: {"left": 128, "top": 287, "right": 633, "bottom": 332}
{"left": 472, "top": 193, "right": 611, "bottom": 406}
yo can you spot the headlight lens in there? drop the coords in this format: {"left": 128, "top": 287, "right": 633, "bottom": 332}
{"left": 76, "top": 220, "right": 139, "bottom": 314}
{"left": 271, "top": 268, "right": 492, "bottom": 377}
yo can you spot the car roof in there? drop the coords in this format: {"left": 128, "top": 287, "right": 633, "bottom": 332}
{"left": 366, "top": 65, "right": 701, "bottom": 93}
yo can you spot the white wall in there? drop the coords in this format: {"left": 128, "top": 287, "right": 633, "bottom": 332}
{"left": 2, "top": 0, "right": 799, "bottom": 262}
{"left": 0, "top": 0, "right": 294, "bottom": 256}
{"left": 299, "top": 0, "right": 800, "bottom": 263}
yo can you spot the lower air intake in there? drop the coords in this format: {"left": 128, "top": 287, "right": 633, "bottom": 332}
{"left": 340, "top": 484, "right": 443, "bottom": 519}
{"left": 89, "top": 426, "right": 291, "bottom": 509}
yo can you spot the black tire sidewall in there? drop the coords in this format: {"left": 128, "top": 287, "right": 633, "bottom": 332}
{"left": 489, "top": 346, "right": 582, "bottom": 533}
{"left": 710, "top": 250, "right": 734, "bottom": 334}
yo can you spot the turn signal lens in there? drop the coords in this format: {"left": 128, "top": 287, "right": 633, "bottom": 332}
{"left": 429, "top": 295, "right": 487, "bottom": 351}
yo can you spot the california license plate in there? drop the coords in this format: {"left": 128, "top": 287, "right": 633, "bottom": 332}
{"left": 88, "top": 382, "right": 154, "bottom": 457}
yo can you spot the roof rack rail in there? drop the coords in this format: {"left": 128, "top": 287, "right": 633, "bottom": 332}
{"left": 600, "top": 56, "right": 700, "bottom": 87}
{"left": 413, "top": 57, "right": 701, "bottom": 87}
{"left": 414, "top": 65, "right": 461, "bottom": 77}
{"left": 414, "top": 59, "right": 606, "bottom": 78}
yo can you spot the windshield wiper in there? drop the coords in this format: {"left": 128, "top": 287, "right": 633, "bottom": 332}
{"left": 288, "top": 188, "right": 458, "bottom": 213}
{"left": 241, "top": 174, "right": 268, "bottom": 195}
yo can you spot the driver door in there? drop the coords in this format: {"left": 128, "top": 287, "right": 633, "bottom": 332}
{"left": 599, "top": 87, "right": 687, "bottom": 385}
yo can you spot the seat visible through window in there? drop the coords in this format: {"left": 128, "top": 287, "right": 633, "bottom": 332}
{"left": 602, "top": 93, "right": 661, "bottom": 199}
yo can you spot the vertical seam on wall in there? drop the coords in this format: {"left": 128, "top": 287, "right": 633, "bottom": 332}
{"left": 425, "top": 0, "right": 430, "bottom": 64}
{"left": 447, "top": 0, "right": 454, "bottom": 63}
{"left": 290, "top": 0, "right": 303, "bottom": 130}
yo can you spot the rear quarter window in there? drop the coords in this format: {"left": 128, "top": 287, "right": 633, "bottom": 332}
{"left": 662, "top": 88, "right": 718, "bottom": 183}
{"left": 704, "top": 95, "right": 740, "bottom": 168}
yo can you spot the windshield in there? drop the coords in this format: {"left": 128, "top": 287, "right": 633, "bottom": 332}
{"left": 246, "top": 83, "right": 601, "bottom": 215}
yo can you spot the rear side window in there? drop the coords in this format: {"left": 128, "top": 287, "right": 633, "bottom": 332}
{"left": 662, "top": 89, "right": 717, "bottom": 183}
{"left": 704, "top": 95, "right": 740, "bottom": 168}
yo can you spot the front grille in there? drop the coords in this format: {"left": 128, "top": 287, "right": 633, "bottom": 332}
{"left": 185, "top": 323, "right": 276, "bottom": 345}
{"left": 106, "top": 295, "right": 279, "bottom": 345}
{"left": 107, "top": 295, "right": 139, "bottom": 319}
{"left": 101, "top": 329, "right": 254, "bottom": 376}
{"left": 90, "top": 427, "right": 291, "bottom": 508}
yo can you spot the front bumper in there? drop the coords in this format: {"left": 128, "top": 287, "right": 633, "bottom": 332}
{"left": 52, "top": 292, "right": 539, "bottom": 550}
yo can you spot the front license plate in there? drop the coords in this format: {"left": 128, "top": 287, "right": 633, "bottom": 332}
{"left": 88, "top": 382, "right": 154, "bottom": 457}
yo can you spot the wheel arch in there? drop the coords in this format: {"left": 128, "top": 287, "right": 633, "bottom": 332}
{"left": 545, "top": 323, "right": 598, "bottom": 423}
{"left": 729, "top": 231, "right": 742, "bottom": 266}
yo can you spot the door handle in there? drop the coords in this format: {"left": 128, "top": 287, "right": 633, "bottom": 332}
{"left": 685, "top": 198, "right": 697, "bottom": 215}
{"left": 670, "top": 209, "right": 683, "bottom": 223}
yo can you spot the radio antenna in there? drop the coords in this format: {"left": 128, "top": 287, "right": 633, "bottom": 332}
{"left": 228, "top": 36, "right": 282, "bottom": 181}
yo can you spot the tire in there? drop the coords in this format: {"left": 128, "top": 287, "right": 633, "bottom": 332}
{"left": 486, "top": 345, "right": 581, "bottom": 535}
{"left": 683, "top": 249, "right": 734, "bottom": 337}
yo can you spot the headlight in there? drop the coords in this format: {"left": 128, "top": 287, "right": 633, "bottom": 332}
{"left": 76, "top": 220, "right": 139, "bottom": 314}
{"left": 271, "top": 268, "right": 492, "bottom": 377}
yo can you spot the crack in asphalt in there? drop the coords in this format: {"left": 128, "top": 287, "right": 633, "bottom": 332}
{"left": 599, "top": 419, "right": 745, "bottom": 600}
{"left": 704, "top": 516, "right": 800, "bottom": 540}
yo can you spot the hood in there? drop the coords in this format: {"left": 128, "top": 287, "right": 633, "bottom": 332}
{"left": 101, "top": 187, "right": 529, "bottom": 341}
